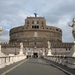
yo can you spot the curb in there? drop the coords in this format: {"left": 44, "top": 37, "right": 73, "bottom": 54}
{"left": 1, "top": 59, "right": 28, "bottom": 75}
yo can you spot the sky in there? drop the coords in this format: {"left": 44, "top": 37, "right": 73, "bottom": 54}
{"left": 0, "top": 0, "right": 75, "bottom": 43}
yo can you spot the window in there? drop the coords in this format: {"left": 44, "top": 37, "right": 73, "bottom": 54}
{"left": 60, "top": 30, "right": 61, "bottom": 32}
{"left": 32, "top": 25, "right": 39, "bottom": 29}
{"left": 56, "top": 29, "right": 58, "bottom": 31}
{"left": 27, "top": 21, "right": 29, "bottom": 24}
{"left": 66, "top": 48, "right": 67, "bottom": 50}
{"left": 32, "top": 21, "right": 34, "bottom": 24}
{"left": 32, "top": 26, "right": 35, "bottom": 28}
{"left": 50, "top": 28, "right": 52, "bottom": 30}
{"left": 34, "top": 42, "right": 36, "bottom": 45}
{"left": 37, "top": 26, "right": 39, "bottom": 28}
{"left": 42, "top": 21, "right": 43, "bottom": 24}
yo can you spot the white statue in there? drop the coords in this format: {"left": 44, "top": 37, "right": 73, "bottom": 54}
{"left": 69, "top": 18, "right": 75, "bottom": 41}
{"left": 19, "top": 42, "right": 24, "bottom": 55}
{"left": 47, "top": 41, "right": 51, "bottom": 49}
{"left": 47, "top": 41, "right": 52, "bottom": 56}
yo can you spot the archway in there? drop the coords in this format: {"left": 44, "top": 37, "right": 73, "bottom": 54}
{"left": 33, "top": 53, "right": 38, "bottom": 58}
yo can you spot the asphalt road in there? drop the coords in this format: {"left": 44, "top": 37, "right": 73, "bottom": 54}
{"left": 6, "top": 58, "right": 68, "bottom": 75}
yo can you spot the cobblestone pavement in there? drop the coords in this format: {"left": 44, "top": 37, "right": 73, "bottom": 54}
{"left": 6, "top": 58, "right": 68, "bottom": 75}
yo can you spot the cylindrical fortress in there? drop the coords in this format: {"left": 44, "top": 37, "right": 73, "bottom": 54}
{"left": 9, "top": 15, "right": 62, "bottom": 47}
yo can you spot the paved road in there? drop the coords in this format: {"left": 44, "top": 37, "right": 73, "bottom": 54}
{"left": 7, "top": 58, "right": 68, "bottom": 75}
{"left": 0, "top": 60, "right": 26, "bottom": 75}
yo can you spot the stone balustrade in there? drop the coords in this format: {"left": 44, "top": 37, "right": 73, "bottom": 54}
{"left": 0, "top": 55, "right": 26, "bottom": 68}
{"left": 44, "top": 56, "right": 75, "bottom": 69}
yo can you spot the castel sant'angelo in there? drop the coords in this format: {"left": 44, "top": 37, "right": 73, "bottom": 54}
{"left": 9, "top": 13, "right": 72, "bottom": 47}
{"left": 10, "top": 13, "right": 62, "bottom": 46}
{"left": 2, "top": 13, "right": 73, "bottom": 55}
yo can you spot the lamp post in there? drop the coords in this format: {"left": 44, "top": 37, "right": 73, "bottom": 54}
{"left": 14, "top": 42, "right": 17, "bottom": 55}
{"left": 0, "top": 26, "right": 2, "bottom": 53}
{"left": 55, "top": 43, "right": 56, "bottom": 56}
{"left": 25, "top": 39, "right": 27, "bottom": 54}
{"left": 4, "top": 44, "right": 6, "bottom": 54}
{"left": 0, "top": 25, "right": 2, "bottom": 35}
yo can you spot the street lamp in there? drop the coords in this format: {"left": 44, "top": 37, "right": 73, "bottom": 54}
{"left": 14, "top": 42, "right": 17, "bottom": 55}
{"left": 4, "top": 44, "right": 6, "bottom": 54}
{"left": 55, "top": 43, "right": 56, "bottom": 56}
{"left": 0, "top": 26, "right": 2, "bottom": 53}
{"left": 24, "top": 39, "right": 27, "bottom": 54}
{"left": 0, "top": 26, "right": 2, "bottom": 35}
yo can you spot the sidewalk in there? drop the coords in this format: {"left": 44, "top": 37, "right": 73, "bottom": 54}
{"left": 0, "top": 59, "right": 27, "bottom": 75}
{"left": 43, "top": 58, "right": 75, "bottom": 75}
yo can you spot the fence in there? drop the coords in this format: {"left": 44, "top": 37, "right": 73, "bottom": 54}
{"left": 44, "top": 56, "right": 75, "bottom": 69}
{"left": 0, "top": 55, "right": 26, "bottom": 68}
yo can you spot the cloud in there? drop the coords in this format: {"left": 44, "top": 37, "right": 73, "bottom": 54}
{"left": 0, "top": 0, "right": 75, "bottom": 42}
{"left": 0, "top": 29, "right": 9, "bottom": 42}
{"left": 41, "top": 0, "right": 75, "bottom": 42}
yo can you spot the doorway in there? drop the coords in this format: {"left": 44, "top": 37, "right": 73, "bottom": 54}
{"left": 33, "top": 53, "right": 38, "bottom": 58}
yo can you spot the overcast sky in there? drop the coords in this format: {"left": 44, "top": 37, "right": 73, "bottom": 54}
{"left": 0, "top": 0, "right": 75, "bottom": 43}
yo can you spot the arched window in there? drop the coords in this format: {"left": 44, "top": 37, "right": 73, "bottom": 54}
{"left": 37, "top": 21, "right": 39, "bottom": 24}
{"left": 32, "top": 21, "right": 34, "bottom": 24}
{"left": 27, "top": 21, "right": 29, "bottom": 24}
{"left": 42, "top": 21, "right": 43, "bottom": 24}
{"left": 60, "top": 30, "right": 61, "bottom": 32}
{"left": 56, "top": 29, "right": 58, "bottom": 31}
{"left": 32, "top": 25, "right": 39, "bottom": 29}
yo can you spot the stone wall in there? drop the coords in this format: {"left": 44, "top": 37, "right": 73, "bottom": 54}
{"left": 1, "top": 43, "right": 72, "bottom": 56}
